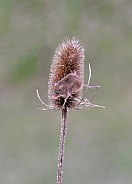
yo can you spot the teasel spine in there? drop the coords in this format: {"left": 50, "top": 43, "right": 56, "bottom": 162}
{"left": 48, "top": 37, "right": 85, "bottom": 108}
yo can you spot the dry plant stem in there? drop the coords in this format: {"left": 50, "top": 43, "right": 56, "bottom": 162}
{"left": 57, "top": 105, "right": 68, "bottom": 184}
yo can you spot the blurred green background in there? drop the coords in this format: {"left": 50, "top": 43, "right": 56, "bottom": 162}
{"left": 0, "top": 0, "right": 132, "bottom": 183}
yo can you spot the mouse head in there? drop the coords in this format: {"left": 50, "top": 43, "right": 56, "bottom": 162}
{"left": 52, "top": 82, "right": 67, "bottom": 99}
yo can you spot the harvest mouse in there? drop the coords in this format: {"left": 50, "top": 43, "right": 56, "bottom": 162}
{"left": 52, "top": 73, "right": 82, "bottom": 99}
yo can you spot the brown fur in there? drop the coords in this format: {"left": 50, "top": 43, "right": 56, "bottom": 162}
{"left": 52, "top": 73, "right": 82, "bottom": 99}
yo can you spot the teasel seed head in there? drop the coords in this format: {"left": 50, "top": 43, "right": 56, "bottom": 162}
{"left": 48, "top": 37, "right": 85, "bottom": 108}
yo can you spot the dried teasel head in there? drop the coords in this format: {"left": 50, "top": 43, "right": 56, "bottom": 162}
{"left": 36, "top": 37, "right": 105, "bottom": 110}
{"left": 48, "top": 37, "right": 85, "bottom": 109}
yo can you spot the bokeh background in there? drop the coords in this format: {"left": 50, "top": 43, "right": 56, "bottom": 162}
{"left": 0, "top": 0, "right": 132, "bottom": 184}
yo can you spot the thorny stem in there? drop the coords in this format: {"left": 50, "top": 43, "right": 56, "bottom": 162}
{"left": 57, "top": 105, "right": 68, "bottom": 184}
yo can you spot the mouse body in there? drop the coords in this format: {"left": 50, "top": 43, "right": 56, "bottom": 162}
{"left": 52, "top": 73, "right": 82, "bottom": 99}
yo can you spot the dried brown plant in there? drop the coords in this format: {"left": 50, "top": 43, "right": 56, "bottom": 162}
{"left": 36, "top": 37, "right": 105, "bottom": 184}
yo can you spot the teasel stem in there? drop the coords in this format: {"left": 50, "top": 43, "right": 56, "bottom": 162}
{"left": 57, "top": 105, "right": 68, "bottom": 184}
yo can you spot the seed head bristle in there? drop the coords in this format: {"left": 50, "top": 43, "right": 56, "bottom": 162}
{"left": 48, "top": 37, "right": 85, "bottom": 106}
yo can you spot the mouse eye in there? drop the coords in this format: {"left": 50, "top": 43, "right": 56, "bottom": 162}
{"left": 71, "top": 92, "right": 75, "bottom": 95}
{"left": 55, "top": 92, "right": 59, "bottom": 95}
